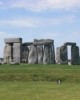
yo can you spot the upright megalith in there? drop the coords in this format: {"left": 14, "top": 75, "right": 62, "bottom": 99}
{"left": 60, "top": 45, "right": 68, "bottom": 64}
{"left": 4, "top": 38, "right": 22, "bottom": 63}
{"left": 37, "top": 45, "right": 43, "bottom": 64}
{"left": 28, "top": 45, "right": 37, "bottom": 64}
{"left": 22, "top": 45, "right": 29, "bottom": 63}
{"left": 34, "top": 39, "right": 43, "bottom": 64}
{"left": 56, "top": 45, "right": 68, "bottom": 64}
{"left": 43, "top": 40, "right": 55, "bottom": 64}
{"left": 43, "top": 44, "right": 53, "bottom": 64}
{"left": 56, "top": 47, "right": 60, "bottom": 64}
{"left": 4, "top": 44, "right": 13, "bottom": 63}
{"left": 71, "top": 46, "right": 79, "bottom": 65}
{"left": 13, "top": 43, "right": 22, "bottom": 63}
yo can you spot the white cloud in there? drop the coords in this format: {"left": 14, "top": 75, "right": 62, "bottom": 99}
{"left": 0, "top": 19, "right": 37, "bottom": 28}
{"left": 0, "top": 0, "right": 80, "bottom": 12}
{"left": 0, "top": 16, "right": 75, "bottom": 28}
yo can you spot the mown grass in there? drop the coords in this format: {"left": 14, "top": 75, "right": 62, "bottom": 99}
{"left": 0, "top": 64, "right": 80, "bottom": 100}
{"left": 0, "top": 81, "right": 80, "bottom": 100}
{"left": 0, "top": 64, "right": 80, "bottom": 82}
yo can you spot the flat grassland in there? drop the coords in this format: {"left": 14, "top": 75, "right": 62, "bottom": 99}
{"left": 0, "top": 64, "right": 80, "bottom": 100}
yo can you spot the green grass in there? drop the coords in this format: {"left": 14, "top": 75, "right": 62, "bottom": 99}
{"left": 0, "top": 64, "right": 80, "bottom": 100}
{"left": 0, "top": 64, "right": 80, "bottom": 82}
{"left": 0, "top": 81, "right": 80, "bottom": 100}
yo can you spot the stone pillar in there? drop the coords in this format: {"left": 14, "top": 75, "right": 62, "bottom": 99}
{"left": 59, "top": 45, "right": 68, "bottom": 64}
{"left": 22, "top": 46, "right": 29, "bottom": 63}
{"left": 3, "top": 44, "right": 12, "bottom": 63}
{"left": 28, "top": 45, "right": 37, "bottom": 64}
{"left": 56, "top": 47, "right": 60, "bottom": 64}
{"left": 43, "top": 44, "right": 55, "bottom": 64}
{"left": 3, "top": 44, "right": 7, "bottom": 63}
{"left": 37, "top": 45, "right": 43, "bottom": 64}
{"left": 71, "top": 46, "right": 79, "bottom": 65}
{"left": 13, "top": 43, "right": 22, "bottom": 63}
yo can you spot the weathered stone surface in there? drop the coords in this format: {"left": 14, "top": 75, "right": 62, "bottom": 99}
{"left": 59, "top": 45, "right": 68, "bottom": 64}
{"left": 56, "top": 47, "right": 60, "bottom": 64}
{"left": 13, "top": 43, "right": 22, "bottom": 63}
{"left": 64, "top": 42, "right": 76, "bottom": 46}
{"left": 4, "top": 44, "right": 13, "bottom": 63}
{"left": 22, "top": 42, "right": 33, "bottom": 46}
{"left": 43, "top": 44, "right": 55, "bottom": 64}
{"left": 4, "top": 38, "right": 22, "bottom": 43}
{"left": 22, "top": 46, "right": 29, "bottom": 63}
{"left": 28, "top": 45, "right": 37, "bottom": 64}
{"left": 33, "top": 39, "right": 54, "bottom": 45}
{"left": 37, "top": 45, "right": 43, "bottom": 64}
{"left": 71, "top": 46, "right": 79, "bottom": 65}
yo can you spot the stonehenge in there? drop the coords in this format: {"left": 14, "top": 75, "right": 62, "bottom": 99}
{"left": 3, "top": 38, "right": 80, "bottom": 65}
{"left": 56, "top": 42, "right": 79, "bottom": 65}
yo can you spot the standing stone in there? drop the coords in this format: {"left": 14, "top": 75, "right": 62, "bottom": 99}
{"left": 13, "top": 43, "right": 22, "bottom": 63}
{"left": 3, "top": 44, "right": 7, "bottom": 63}
{"left": 22, "top": 46, "right": 29, "bottom": 63}
{"left": 56, "top": 47, "right": 60, "bottom": 64}
{"left": 28, "top": 45, "right": 37, "bottom": 64}
{"left": 59, "top": 45, "right": 68, "bottom": 64}
{"left": 43, "top": 44, "right": 55, "bottom": 64}
{"left": 71, "top": 46, "right": 79, "bottom": 65}
{"left": 37, "top": 45, "right": 43, "bottom": 64}
{"left": 4, "top": 44, "right": 12, "bottom": 63}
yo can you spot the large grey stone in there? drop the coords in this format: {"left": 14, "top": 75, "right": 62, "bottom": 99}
{"left": 22, "top": 46, "right": 29, "bottom": 63}
{"left": 37, "top": 45, "right": 43, "bottom": 64}
{"left": 71, "top": 46, "right": 79, "bottom": 65}
{"left": 43, "top": 44, "right": 55, "bottom": 64}
{"left": 13, "top": 43, "right": 22, "bottom": 63}
{"left": 64, "top": 42, "right": 76, "bottom": 46}
{"left": 28, "top": 45, "right": 37, "bottom": 64}
{"left": 58, "top": 45, "right": 68, "bottom": 64}
{"left": 4, "top": 38, "right": 22, "bottom": 43}
{"left": 3, "top": 44, "right": 13, "bottom": 63}
{"left": 33, "top": 39, "right": 54, "bottom": 45}
{"left": 56, "top": 47, "right": 60, "bottom": 64}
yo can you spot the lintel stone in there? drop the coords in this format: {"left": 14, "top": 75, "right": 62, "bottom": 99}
{"left": 33, "top": 39, "right": 54, "bottom": 45}
{"left": 64, "top": 42, "right": 76, "bottom": 46}
{"left": 4, "top": 38, "right": 22, "bottom": 43}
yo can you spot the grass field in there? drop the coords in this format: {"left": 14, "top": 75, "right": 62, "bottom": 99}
{"left": 0, "top": 64, "right": 80, "bottom": 100}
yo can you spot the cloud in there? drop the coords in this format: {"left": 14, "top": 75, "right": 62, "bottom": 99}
{"left": 0, "top": 16, "right": 75, "bottom": 28}
{"left": 0, "top": 0, "right": 80, "bottom": 12}
{"left": 0, "top": 19, "right": 37, "bottom": 28}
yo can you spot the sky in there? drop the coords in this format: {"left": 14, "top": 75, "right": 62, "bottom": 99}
{"left": 0, "top": 0, "right": 80, "bottom": 57}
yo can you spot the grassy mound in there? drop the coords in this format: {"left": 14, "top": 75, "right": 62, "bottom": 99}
{"left": 0, "top": 64, "right": 80, "bottom": 82}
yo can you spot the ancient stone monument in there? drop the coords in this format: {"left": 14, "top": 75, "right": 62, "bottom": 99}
{"left": 33, "top": 39, "right": 55, "bottom": 64}
{"left": 3, "top": 38, "right": 55, "bottom": 64}
{"left": 56, "top": 42, "right": 79, "bottom": 65}
{"left": 3, "top": 38, "right": 80, "bottom": 65}
{"left": 4, "top": 38, "right": 22, "bottom": 63}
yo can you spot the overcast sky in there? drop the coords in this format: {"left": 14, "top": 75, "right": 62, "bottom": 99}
{"left": 0, "top": 0, "right": 80, "bottom": 57}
